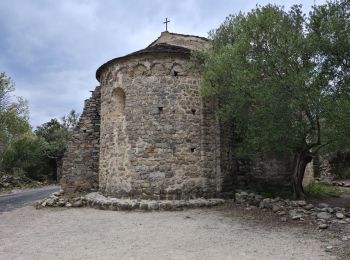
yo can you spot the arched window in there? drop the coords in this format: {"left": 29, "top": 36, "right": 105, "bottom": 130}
{"left": 112, "top": 87, "right": 125, "bottom": 116}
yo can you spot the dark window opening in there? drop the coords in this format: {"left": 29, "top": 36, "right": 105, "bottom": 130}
{"left": 191, "top": 109, "right": 196, "bottom": 115}
{"left": 190, "top": 148, "right": 196, "bottom": 153}
{"left": 173, "top": 70, "right": 178, "bottom": 77}
{"left": 158, "top": 107, "right": 164, "bottom": 114}
{"left": 83, "top": 130, "right": 87, "bottom": 133}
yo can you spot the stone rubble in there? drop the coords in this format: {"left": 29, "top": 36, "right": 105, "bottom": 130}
{"left": 234, "top": 190, "right": 350, "bottom": 233}
{"left": 332, "top": 181, "right": 350, "bottom": 187}
{"left": 36, "top": 190, "right": 225, "bottom": 211}
{"left": 0, "top": 174, "right": 38, "bottom": 189}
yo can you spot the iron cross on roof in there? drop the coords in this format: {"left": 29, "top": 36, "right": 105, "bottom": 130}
{"left": 164, "top": 18, "right": 170, "bottom": 31}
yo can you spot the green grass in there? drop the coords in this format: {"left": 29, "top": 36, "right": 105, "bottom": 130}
{"left": 305, "top": 182, "right": 343, "bottom": 198}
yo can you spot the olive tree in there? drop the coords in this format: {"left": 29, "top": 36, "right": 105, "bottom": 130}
{"left": 199, "top": 1, "right": 350, "bottom": 198}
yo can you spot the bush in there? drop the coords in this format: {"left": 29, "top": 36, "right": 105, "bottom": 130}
{"left": 1, "top": 134, "right": 50, "bottom": 181}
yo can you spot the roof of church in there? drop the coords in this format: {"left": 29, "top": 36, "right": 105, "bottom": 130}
{"left": 147, "top": 31, "right": 208, "bottom": 48}
{"left": 95, "top": 31, "right": 208, "bottom": 81}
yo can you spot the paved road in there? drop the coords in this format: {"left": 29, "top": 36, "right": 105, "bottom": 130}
{"left": 0, "top": 185, "right": 59, "bottom": 213}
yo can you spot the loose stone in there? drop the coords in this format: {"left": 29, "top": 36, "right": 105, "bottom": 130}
{"left": 304, "top": 204, "right": 314, "bottom": 210}
{"left": 317, "top": 212, "right": 332, "bottom": 220}
{"left": 328, "top": 222, "right": 341, "bottom": 232}
{"left": 318, "top": 203, "right": 329, "bottom": 209}
{"left": 319, "top": 224, "right": 328, "bottom": 229}
{"left": 336, "top": 212, "right": 344, "bottom": 219}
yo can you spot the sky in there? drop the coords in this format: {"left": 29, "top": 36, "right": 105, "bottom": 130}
{"left": 0, "top": 0, "right": 326, "bottom": 128}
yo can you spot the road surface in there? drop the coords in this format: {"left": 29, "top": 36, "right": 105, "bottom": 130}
{"left": 0, "top": 185, "right": 59, "bottom": 213}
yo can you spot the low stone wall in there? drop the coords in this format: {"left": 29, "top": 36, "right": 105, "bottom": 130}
{"left": 37, "top": 191, "right": 226, "bottom": 211}
{"left": 60, "top": 86, "right": 101, "bottom": 193}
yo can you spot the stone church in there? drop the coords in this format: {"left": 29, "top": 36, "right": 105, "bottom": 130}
{"left": 61, "top": 31, "right": 291, "bottom": 199}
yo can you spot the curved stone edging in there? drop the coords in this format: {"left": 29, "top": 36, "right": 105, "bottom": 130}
{"left": 85, "top": 192, "right": 226, "bottom": 211}
{"left": 37, "top": 191, "right": 226, "bottom": 211}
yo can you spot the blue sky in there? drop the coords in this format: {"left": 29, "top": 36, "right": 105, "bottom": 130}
{"left": 0, "top": 0, "right": 326, "bottom": 128}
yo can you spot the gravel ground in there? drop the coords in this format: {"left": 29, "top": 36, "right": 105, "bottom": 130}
{"left": 0, "top": 205, "right": 340, "bottom": 260}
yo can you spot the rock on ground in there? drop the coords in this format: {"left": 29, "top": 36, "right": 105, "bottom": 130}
{"left": 0, "top": 206, "right": 337, "bottom": 260}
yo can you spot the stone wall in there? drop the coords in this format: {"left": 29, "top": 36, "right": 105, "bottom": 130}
{"left": 217, "top": 117, "right": 293, "bottom": 194}
{"left": 98, "top": 53, "right": 222, "bottom": 199}
{"left": 60, "top": 86, "right": 101, "bottom": 193}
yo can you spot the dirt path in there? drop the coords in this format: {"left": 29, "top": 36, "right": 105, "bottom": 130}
{"left": 0, "top": 206, "right": 338, "bottom": 260}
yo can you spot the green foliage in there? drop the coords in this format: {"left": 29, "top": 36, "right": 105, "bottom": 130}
{"left": 34, "top": 110, "right": 80, "bottom": 180}
{"left": 309, "top": 0, "right": 350, "bottom": 153}
{"left": 201, "top": 4, "right": 320, "bottom": 156}
{"left": 61, "top": 109, "right": 79, "bottom": 130}
{"left": 0, "top": 72, "right": 31, "bottom": 156}
{"left": 0, "top": 72, "right": 79, "bottom": 182}
{"left": 305, "top": 182, "right": 343, "bottom": 197}
{"left": 1, "top": 134, "right": 50, "bottom": 180}
{"left": 197, "top": 2, "right": 350, "bottom": 198}
{"left": 35, "top": 118, "right": 69, "bottom": 160}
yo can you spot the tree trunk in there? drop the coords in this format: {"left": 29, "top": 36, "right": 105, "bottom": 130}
{"left": 292, "top": 151, "right": 313, "bottom": 199}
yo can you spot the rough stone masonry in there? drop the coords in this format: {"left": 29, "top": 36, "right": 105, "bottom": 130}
{"left": 60, "top": 31, "right": 292, "bottom": 199}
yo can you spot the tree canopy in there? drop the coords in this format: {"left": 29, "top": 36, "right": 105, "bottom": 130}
{"left": 0, "top": 72, "right": 30, "bottom": 157}
{"left": 199, "top": 1, "right": 350, "bottom": 198}
{"left": 0, "top": 72, "right": 80, "bottom": 182}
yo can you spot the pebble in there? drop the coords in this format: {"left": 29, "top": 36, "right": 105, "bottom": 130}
{"left": 337, "top": 220, "right": 348, "bottom": 224}
{"left": 240, "top": 191, "right": 249, "bottom": 196}
{"left": 328, "top": 222, "right": 341, "bottom": 232}
{"left": 289, "top": 209, "right": 304, "bottom": 220}
{"left": 272, "top": 205, "right": 280, "bottom": 212}
{"left": 317, "top": 212, "right": 332, "bottom": 220}
{"left": 304, "top": 204, "right": 314, "bottom": 210}
{"left": 319, "top": 223, "right": 328, "bottom": 229}
{"left": 336, "top": 212, "right": 344, "bottom": 219}
{"left": 259, "top": 199, "right": 272, "bottom": 209}
{"left": 72, "top": 200, "right": 83, "bottom": 207}
{"left": 325, "top": 246, "right": 333, "bottom": 252}
{"left": 297, "top": 200, "right": 307, "bottom": 207}
{"left": 318, "top": 203, "right": 329, "bottom": 209}
{"left": 333, "top": 207, "right": 343, "bottom": 212}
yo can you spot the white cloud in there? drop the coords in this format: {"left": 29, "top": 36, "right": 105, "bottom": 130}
{"left": 0, "top": 0, "right": 327, "bottom": 127}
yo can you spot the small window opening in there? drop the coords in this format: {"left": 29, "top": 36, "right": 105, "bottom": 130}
{"left": 173, "top": 70, "right": 178, "bottom": 77}
{"left": 158, "top": 107, "right": 164, "bottom": 114}
{"left": 190, "top": 148, "right": 196, "bottom": 153}
{"left": 112, "top": 87, "right": 126, "bottom": 117}
{"left": 191, "top": 109, "right": 196, "bottom": 115}
{"left": 83, "top": 130, "right": 87, "bottom": 133}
